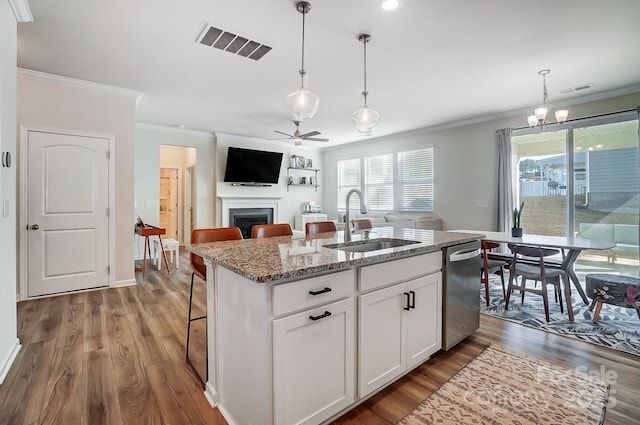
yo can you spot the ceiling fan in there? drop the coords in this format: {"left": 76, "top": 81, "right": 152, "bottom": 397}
{"left": 271, "top": 121, "right": 329, "bottom": 146}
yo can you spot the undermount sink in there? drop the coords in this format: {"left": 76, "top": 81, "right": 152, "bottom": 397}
{"left": 323, "top": 238, "right": 420, "bottom": 253}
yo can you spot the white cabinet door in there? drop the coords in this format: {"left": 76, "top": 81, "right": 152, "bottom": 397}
{"left": 405, "top": 273, "right": 442, "bottom": 369}
{"left": 294, "top": 213, "right": 328, "bottom": 231}
{"left": 358, "top": 284, "right": 406, "bottom": 398}
{"left": 273, "top": 298, "right": 355, "bottom": 425}
{"left": 358, "top": 271, "right": 442, "bottom": 398}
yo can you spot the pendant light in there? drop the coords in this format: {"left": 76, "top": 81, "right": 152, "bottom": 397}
{"left": 352, "top": 34, "right": 379, "bottom": 134}
{"left": 527, "top": 69, "right": 569, "bottom": 128}
{"left": 286, "top": 1, "right": 319, "bottom": 121}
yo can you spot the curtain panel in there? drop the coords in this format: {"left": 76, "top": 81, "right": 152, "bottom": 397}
{"left": 496, "top": 128, "right": 514, "bottom": 232}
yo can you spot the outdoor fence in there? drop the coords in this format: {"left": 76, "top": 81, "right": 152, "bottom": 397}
{"left": 520, "top": 180, "right": 587, "bottom": 197}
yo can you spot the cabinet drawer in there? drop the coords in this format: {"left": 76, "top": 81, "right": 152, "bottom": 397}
{"left": 359, "top": 251, "right": 442, "bottom": 292}
{"left": 272, "top": 270, "right": 354, "bottom": 317}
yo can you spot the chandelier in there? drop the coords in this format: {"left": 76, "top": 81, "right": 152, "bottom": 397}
{"left": 352, "top": 34, "right": 379, "bottom": 134}
{"left": 286, "top": 1, "right": 319, "bottom": 121}
{"left": 527, "top": 69, "right": 569, "bottom": 128}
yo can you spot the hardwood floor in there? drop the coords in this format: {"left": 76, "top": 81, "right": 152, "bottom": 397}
{"left": 1, "top": 252, "right": 639, "bottom": 424}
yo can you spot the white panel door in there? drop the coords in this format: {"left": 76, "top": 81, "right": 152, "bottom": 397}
{"left": 28, "top": 131, "right": 109, "bottom": 297}
{"left": 405, "top": 273, "right": 442, "bottom": 369}
{"left": 358, "top": 283, "right": 406, "bottom": 398}
{"left": 273, "top": 298, "right": 355, "bottom": 425}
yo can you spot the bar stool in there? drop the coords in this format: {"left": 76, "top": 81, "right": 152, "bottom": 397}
{"left": 305, "top": 221, "right": 337, "bottom": 234}
{"left": 251, "top": 223, "right": 293, "bottom": 238}
{"left": 352, "top": 218, "right": 373, "bottom": 230}
{"left": 187, "top": 226, "right": 243, "bottom": 388}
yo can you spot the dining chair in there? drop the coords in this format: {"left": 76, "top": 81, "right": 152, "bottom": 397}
{"left": 188, "top": 226, "right": 243, "bottom": 388}
{"left": 505, "top": 243, "right": 567, "bottom": 322}
{"left": 480, "top": 240, "right": 508, "bottom": 306}
{"left": 251, "top": 223, "right": 293, "bottom": 238}
{"left": 305, "top": 221, "right": 337, "bottom": 234}
{"left": 352, "top": 218, "right": 373, "bottom": 230}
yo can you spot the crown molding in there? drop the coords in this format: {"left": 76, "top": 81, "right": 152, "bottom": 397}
{"left": 136, "top": 122, "right": 216, "bottom": 137}
{"left": 8, "top": 0, "right": 33, "bottom": 22}
{"left": 17, "top": 68, "right": 144, "bottom": 104}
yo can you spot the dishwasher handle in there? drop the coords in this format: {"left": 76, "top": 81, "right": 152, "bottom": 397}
{"left": 449, "top": 248, "right": 481, "bottom": 262}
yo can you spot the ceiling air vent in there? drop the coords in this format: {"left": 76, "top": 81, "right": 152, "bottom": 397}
{"left": 197, "top": 24, "right": 272, "bottom": 61}
{"left": 559, "top": 83, "right": 595, "bottom": 95}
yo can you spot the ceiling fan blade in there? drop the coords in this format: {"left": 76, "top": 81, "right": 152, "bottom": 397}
{"left": 274, "top": 130, "right": 293, "bottom": 137}
{"left": 267, "top": 137, "right": 291, "bottom": 140}
{"left": 304, "top": 137, "right": 330, "bottom": 142}
{"left": 300, "top": 130, "right": 321, "bottom": 138}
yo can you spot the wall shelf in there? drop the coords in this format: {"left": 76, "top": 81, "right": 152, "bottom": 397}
{"left": 286, "top": 166, "right": 319, "bottom": 192}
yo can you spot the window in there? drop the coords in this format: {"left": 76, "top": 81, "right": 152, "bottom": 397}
{"left": 365, "top": 154, "right": 394, "bottom": 211}
{"left": 398, "top": 148, "right": 434, "bottom": 212}
{"left": 337, "top": 147, "right": 434, "bottom": 213}
{"left": 337, "top": 158, "right": 361, "bottom": 210}
{"left": 511, "top": 111, "right": 639, "bottom": 276}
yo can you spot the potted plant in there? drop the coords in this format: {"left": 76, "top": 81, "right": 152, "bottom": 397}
{"left": 512, "top": 201, "right": 524, "bottom": 237}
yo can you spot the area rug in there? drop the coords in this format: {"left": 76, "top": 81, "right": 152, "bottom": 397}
{"left": 481, "top": 275, "right": 640, "bottom": 357}
{"left": 398, "top": 345, "right": 609, "bottom": 425}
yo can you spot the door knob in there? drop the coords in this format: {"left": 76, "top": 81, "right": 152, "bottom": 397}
{"left": 31, "top": 224, "right": 40, "bottom": 230}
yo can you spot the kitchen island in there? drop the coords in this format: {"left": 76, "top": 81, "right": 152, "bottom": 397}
{"left": 189, "top": 227, "right": 481, "bottom": 425}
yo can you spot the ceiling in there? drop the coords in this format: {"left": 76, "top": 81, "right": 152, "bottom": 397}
{"left": 16, "top": 0, "right": 640, "bottom": 147}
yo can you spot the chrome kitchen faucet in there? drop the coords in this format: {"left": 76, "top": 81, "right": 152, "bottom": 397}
{"left": 344, "top": 189, "right": 367, "bottom": 242}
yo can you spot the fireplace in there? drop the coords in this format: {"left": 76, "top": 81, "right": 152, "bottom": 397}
{"left": 230, "top": 208, "right": 274, "bottom": 238}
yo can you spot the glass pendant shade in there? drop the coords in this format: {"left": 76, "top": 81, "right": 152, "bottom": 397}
{"left": 352, "top": 105, "right": 379, "bottom": 134}
{"left": 534, "top": 106, "right": 548, "bottom": 121}
{"left": 527, "top": 115, "right": 539, "bottom": 128}
{"left": 286, "top": 87, "right": 319, "bottom": 121}
{"left": 555, "top": 109, "right": 569, "bottom": 124}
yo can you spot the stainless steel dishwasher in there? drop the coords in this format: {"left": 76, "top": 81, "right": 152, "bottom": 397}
{"left": 442, "top": 240, "right": 481, "bottom": 350}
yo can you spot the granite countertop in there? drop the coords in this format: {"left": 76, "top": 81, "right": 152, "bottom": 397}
{"left": 188, "top": 227, "right": 481, "bottom": 284}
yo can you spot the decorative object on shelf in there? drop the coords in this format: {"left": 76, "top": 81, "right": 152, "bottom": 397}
{"left": 511, "top": 200, "right": 524, "bottom": 237}
{"left": 286, "top": 162, "right": 320, "bottom": 191}
{"left": 527, "top": 69, "right": 569, "bottom": 128}
{"left": 352, "top": 34, "right": 379, "bottom": 135}
{"left": 306, "top": 158, "right": 313, "bottom": 168}
{"left": 294, "top": 155, "right": 306, "bottom": 168}
{"left": 285, "top": 1, "right": 319, "bottom": 121}
{"left": 272, "top": 120, "right": 329, "bottom": 146}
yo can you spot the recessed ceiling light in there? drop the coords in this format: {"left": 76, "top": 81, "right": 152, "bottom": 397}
{"left": 576, "top": 147, "right": 583, "bottom": 151}
{"left": 379, "top": 0, "right": 401, "bottom": 12}
{"left": 596, "top": 144, "right": 603, "bottom": 148}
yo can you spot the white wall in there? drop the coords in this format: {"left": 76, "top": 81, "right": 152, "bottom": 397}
{"left": 134, "top": 124, "right": 216, "bottom": 253}
{"left": 0, "top": 1, "right": 19, "bottom": 384}
{"left": 323, "top": 91, "right": 640, "bottom": 231}
{"left": 215, "top": 133, "right": 323, "bottom": 229}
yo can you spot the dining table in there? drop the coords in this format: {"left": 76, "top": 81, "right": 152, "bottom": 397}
{"left": 450, "top": 230, "right": 617, "bottom": 321}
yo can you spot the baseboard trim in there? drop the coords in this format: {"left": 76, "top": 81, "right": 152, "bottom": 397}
{"left": 204, "top": 382, "right": 218, "bottom": 407}
{"left": 113, "top": 279, "right": 137, "bottom": 288}
{"left": 216, "top": 403, "right": 238, "bottom": 425}
{"left": 0, "top": 338, "right": 22, "bottom": 384}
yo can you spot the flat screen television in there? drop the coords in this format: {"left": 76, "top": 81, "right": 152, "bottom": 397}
{"left": 223, "top": 147, "right": 283, "bottom": 185}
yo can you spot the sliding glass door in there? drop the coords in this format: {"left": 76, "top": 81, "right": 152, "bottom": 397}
{"left": 513, "top": 112, "right": 639, "bottom": 277}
